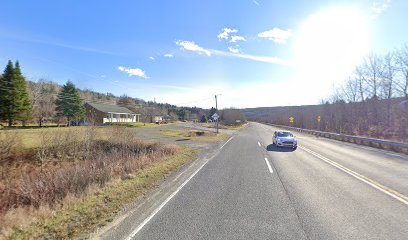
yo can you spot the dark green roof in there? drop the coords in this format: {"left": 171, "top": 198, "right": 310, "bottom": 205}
{"left": 86, "top": 102, "right": 135, "bottom": 114}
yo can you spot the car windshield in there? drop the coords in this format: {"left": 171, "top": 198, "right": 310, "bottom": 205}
{"left": 278, "top": 132, "right": 293, "bottom": 137}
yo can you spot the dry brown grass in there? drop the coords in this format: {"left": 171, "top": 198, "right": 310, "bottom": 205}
{"left": 4, "top": 147, "right": 196, "bottom": 240}
{"left": 0, "top": 126, "right": 182, "bottom": 238}
{"left": 0, "top": 132, "right": 21, "bottom": 161}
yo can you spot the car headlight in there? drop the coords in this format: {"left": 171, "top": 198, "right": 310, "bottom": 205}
{"left": 277, "top": 138, "right": 282, "bottom": 143}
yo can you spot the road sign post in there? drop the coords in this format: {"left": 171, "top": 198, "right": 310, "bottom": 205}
{"left": 215, "top": 95, "right": 219, "bottom": 134}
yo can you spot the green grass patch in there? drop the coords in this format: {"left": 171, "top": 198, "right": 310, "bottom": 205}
{"left": 1, "top": 127, "right": 111, "bottom": 150}
{"left": 111, "top": 121, "right": 184, "bottom": 128}
{"left": 200, "top": 122, "right": 247, "bottom": 130}
{"left": 111, "top": 122, "right": 161, "bottom": 128}
{"left": 158, "top": 129, "right": 229, "bottom": 143}
{"left": 7, "top": 147, "right": 197, "bottom": 240}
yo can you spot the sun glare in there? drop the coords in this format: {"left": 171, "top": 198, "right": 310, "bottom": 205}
{"left": 294, "top": 7, "right": 371, "bottom": 96}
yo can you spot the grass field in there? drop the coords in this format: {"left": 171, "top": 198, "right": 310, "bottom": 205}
{"left": 112, "top": 121, "right": 184, "bottom": 128}
{"left": 0, "top": 121, "right": 188, "bottom": 150}
{"left": 0, "top": 127, "right": 111, "bottom": 150}
{"left": 199, "top": 122, "right": 247, "bottom": 130}
{"left": 111, "top": 122, "right": 161, "bottom": 128}
{"left": 158, "top": 129, "right": 229, "bottom": 142}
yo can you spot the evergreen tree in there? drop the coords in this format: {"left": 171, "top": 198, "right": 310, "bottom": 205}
{"left": 0, "top": 61, "right": 16, "bottom": 126}
{"left": 13, "top": 61, "right": 32, "bottom": 125}
{"left": 208, "top": 107, "right": 217, "bottom": 119}
{"left": 200, "top": 114, "right": 208, "bottom": 123}
{"left": 55, "top": 81, "right": 85, "bottom": 126}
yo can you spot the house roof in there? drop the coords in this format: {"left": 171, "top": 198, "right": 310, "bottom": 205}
{"left": 86, "top": 102, "right": 135, "bottom": 114}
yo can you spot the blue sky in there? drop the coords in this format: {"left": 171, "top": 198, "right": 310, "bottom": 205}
{"left": 0, "top": 0, "right": 406, "bottom": 108}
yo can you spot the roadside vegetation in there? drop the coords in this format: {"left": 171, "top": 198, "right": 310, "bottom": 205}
{"left": 245, "top": 44, "right": 408, "bottom": 142}
{"left": 0, "top": 126, "right": 196, "bottom": 239}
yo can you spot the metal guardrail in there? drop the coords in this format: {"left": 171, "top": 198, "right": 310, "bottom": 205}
{"left": 263, "top": 123, "right": 408, "bottom": 154}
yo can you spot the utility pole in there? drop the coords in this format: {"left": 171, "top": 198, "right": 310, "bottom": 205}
{"left": 215, "top": 95, "right": 219, "bottom": 134}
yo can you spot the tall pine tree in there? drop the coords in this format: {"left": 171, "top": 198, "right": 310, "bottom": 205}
{"left": 0, "top": 60, "right": 25, "bottom": 126}
{"left": 55, "top": 81, "right": 85, "bottom": 126}
{"left": 14, "top": 61, "right": 32, "bottom": 125}
{"left": 0, "top": 61, "right": 33, "bottom": 126}
{"left": 0, "top": 61, "right": 17, "bottom": 126}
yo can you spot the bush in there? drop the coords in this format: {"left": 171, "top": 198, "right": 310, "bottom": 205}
{"left": 0, "top": 131, "right": 21, "bottom": 161}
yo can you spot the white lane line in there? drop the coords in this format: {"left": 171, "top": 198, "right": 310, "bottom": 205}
{"left": 126, "top": 136, "right": 234, "bottom": 239}
{"left": 220, "top": 136, "right": 234, "bottom": 149}
{"left": 258, "top": 141, "right": 261, "bottom": 147}
{"left": 264, "top": 157, "right": 273, "bottom": 173}
{"left": 126, "top": 157, "right": 210, "bottom": 239}
{"left": 299, "top": 146, "right": 408, "bottom": 206}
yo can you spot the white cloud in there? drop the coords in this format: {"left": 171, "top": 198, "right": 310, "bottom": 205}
{"left": 164, "top": 53, "right": 174, "bottom": 58}
{"left": 230, "top": 35, "right": 246, "bottom": 43}
{"left": 212, "top": 49, "right": 290, "bottom": 65}
{"left": 252, "top": 0, "right": 260, "bottom": 6}
{"left": 176, "top": 40, "right": 211, "bottom": 56}
{"left": 258, "top": 28, "right": 293, "bottom": 44}
{"left": 371, "top": 0, "right": 391, "bottom": 18}
{"left": 174, "top": 40, "right": 289, "bottom": 65}
{"left": 228, "top": 46, "right": 241, "bottom": 54}
{"left": 100, "top": 75, "right": 106, "bottom": 78}
{"left": 117, "top": 66, "right": 149, "bottom": 79}
{"left": 149, "top": 56, "right": 155, "bottom": 60}
{"left": 217, "top": 28, "right": 238, "bottom": 41}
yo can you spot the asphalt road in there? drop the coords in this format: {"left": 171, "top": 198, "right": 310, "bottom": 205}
{"left": 98, "top": 122, "right": 408, "bottom": 240}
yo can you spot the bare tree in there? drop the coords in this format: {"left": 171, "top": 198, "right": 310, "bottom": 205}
{"left": 342, "top": 76, "right": 359, "bottom": 102}
{"left": 380, "top": 52, "right": 396, "bottom": 99}
{"left": 354, "top": 66, "right": 366, "bottom": 102}
{"left": 362, "top": 53, "right": 384, "bottom": 99}
{"left": 396, "top": 44, "right": 408, "bottom": 98}
{"left": 28, "top": 80, "right": 56, "bottom": 126}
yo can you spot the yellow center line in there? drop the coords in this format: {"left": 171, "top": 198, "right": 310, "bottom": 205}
{"left": 299, "top": 145, "right": 408, "bottom": 206}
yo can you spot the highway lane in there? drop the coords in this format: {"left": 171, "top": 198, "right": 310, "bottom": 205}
{"left": 101, "top": 122, "right": 408, "bottom": 240}
{"left": 254, "top": 122, "right": 408, "bottom": 196}
{"left": 254, "top": 122, "right": 408, "bottom": 239}
{"left": 130, "top": 125, "right": 307, "bottom": 240}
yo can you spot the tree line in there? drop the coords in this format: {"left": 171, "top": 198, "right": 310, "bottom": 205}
{"left": 332, "top": 43, "right": 407, "bottom": 102}
{"left": 245, "top": 44, "right": 408, "bottom": 141}
{"left": 0, "top": 60, "right": 216, "bottom": 127}
{"left": 0, "top": 60, "right": 85, "bottom": 127}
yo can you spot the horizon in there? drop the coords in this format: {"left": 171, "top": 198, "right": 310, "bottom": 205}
{"left": 1, "top": 0, "right": 406, "bottom": 109}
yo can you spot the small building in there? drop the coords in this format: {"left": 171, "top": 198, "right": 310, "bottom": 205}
{"left": 85, "top": 102, "right": 140, "bottom": 124}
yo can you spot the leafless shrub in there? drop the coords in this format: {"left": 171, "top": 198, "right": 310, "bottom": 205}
{"left": 0, "top": 131, "right": 21, "bottom": 161}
